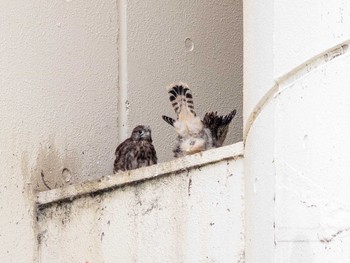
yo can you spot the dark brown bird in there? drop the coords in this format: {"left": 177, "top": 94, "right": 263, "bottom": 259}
{"left": 113, "top": 125, "right": 157, "bottom": 173}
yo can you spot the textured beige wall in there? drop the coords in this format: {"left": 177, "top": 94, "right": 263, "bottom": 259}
{"left": 0, "top": 0, "right": 242, "bottom": 260}
{"left": 0, "top": 0, "right": 118, "bottom": 261}
{"left": 123, "top": 0, "right": 243, "bottom": 162}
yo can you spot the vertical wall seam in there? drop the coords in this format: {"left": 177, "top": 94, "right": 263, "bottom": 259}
{"left": 118, "top": 0, "right": 128, "bottom": 142}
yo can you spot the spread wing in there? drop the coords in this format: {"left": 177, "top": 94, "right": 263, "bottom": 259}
{"left": 167, "top": 83, "right": 196, "bottom": 119}
{"left": 167, "top": 83, "right": 203, "bottom": 137}
{"left": 203, "top": 109, "right": 236, "bottom": 147}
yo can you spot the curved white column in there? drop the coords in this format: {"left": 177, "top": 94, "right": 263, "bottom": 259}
{"left": 274, "top": 45, "right": 350, "bottom": 262}
{"left": 243, "top": 0, "right": 276, "bottom": 262}
{"left": 244, "top": 0, "right": 350, "bottom": 262}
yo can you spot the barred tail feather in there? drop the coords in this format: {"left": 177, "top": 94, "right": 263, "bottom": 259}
{"left": 167, "top": 83, "right": 196, "bottom": 117}
{"left": 162, "top": 115, "right": 175, "bottom": 127}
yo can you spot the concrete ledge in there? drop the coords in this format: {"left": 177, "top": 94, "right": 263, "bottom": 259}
{"left": 37, "top": 142, "right": 244, "bottom": 206}
{"left": 37, "top": 141, "right": 244, "bottom": 262}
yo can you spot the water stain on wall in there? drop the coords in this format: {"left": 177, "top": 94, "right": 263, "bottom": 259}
{"left": 20, "top": 152, "right": 39, "bottom": 262}
{"left": 24, "top": 137, "right": 81, "bottom": 192}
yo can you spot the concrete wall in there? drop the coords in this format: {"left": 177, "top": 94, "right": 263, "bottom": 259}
{"left": 122, "top": 0, "right": 243, "bottom": 162}
{"left": 244, "top": 0, "right": 350, "bottom": 262}
{"left": 0, "top": 0, "right": 118, "bottom": 261}
{"left": 37, "top": 144, "right": 244, "bottom": 262}
{"left": 1, "top": 1, "right": 242, "bottom": 261}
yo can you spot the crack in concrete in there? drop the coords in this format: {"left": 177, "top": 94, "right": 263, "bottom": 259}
{"left": 319, "top": 228, "right": 350, "bottom": 243}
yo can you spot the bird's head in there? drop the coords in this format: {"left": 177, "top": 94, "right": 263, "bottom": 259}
{"left": 131, "top": 125, "right": 152, "bottom": 142}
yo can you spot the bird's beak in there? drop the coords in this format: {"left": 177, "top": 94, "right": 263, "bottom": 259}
{"left": 145, "top": 126, "right": 151, "bottom": 136}
{"left": 145, "top": 130, "right": 152, "bottom": 142}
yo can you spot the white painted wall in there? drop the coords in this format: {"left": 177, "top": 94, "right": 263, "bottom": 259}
{"left": 244, "top": 0, "right": 350, "bottom": 262}
{"left": 274, "top": 0, "right": 350, "bottom": 78}
{"left": 0, "top": 0, "right": 118, "bottom": 261}
{"left": 123, "top": 0, "right": 243, "bottom": 162}
{"left": 275, "top": 50, "right": 350, "bottom": 262}
{"left": 243, "top": 2, "right": 275, "bottom": 261}
{"left": 37, "top": 144, "right": 244, "bottom": 263}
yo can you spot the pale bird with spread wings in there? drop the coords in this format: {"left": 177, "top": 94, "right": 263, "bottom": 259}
{"left": 162, "top": 83, "right": 214, "bottom": 157}
{"left": 113, "top": 125, "right": 157, "bottom": 173}
{"left": 162, "top": 83, "right": 236, "bottom": 157}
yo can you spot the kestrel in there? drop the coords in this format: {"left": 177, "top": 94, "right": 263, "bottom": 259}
{"left": 162, "top": 84, "right": 237, "bottom": 151}
{"left": 113, "top": 125, "right": 157, "bottom": 173}
{"left": 163, "top": 83, "right": 213, "bottom": 157}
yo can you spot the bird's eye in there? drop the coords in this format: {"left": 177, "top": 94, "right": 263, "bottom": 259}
{"left": 138, "top": 130, "right": 143, "bottom": 134}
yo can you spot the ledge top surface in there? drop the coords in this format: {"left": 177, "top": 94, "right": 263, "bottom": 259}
{"left": 37, "top": 142, "right": 244, "bottom": 206}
